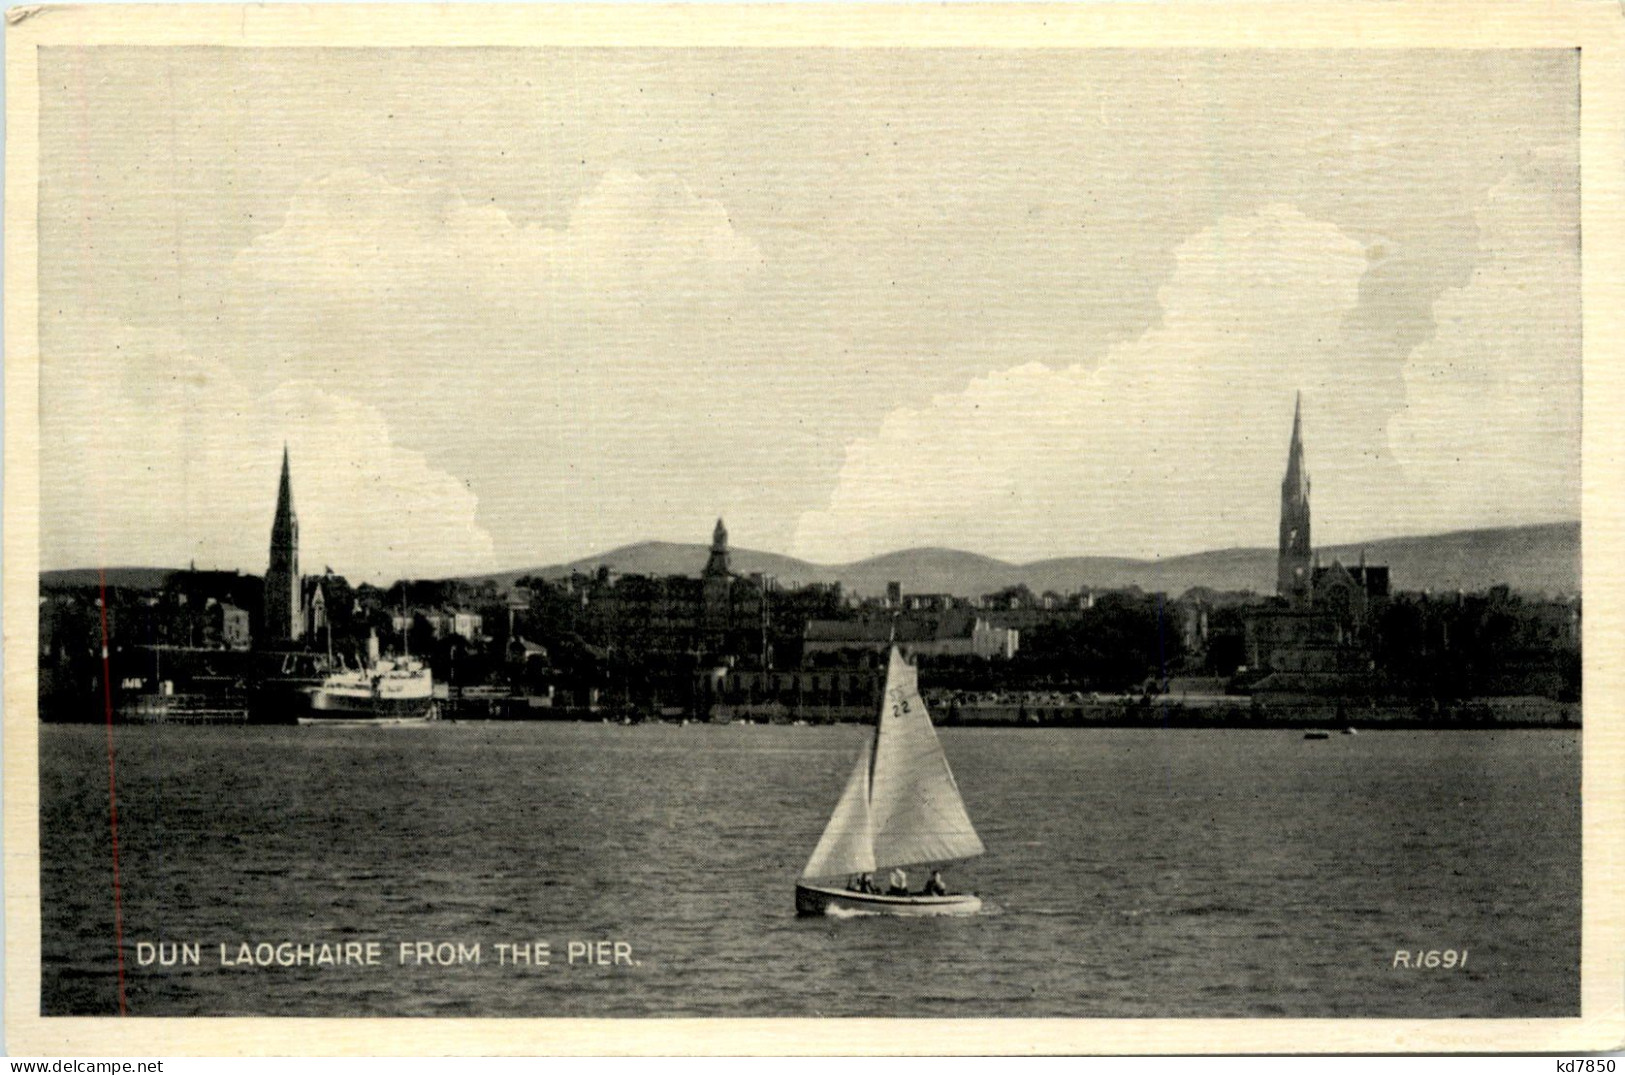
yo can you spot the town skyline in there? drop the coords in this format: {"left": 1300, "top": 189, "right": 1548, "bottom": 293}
{"left": 39, "top": 390, "right": 1586, "bottom": 588}
{"left": 45, "top": 437, "right": 1579, "bottom": 597}
{"left": 38, "top": 49, "right": 1580, "bottom": 583}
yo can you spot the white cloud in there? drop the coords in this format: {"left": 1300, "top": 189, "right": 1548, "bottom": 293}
{"left": 795, "top": 165, "right": 1581, "bottom": 567}
{"left": 42, "top": 320, "right": 497, "bottom": 583}
{"left": 233, "top": 167, "right": 763, "bottom": 315}
{"left": 792, "top": 205, "right": 1380, "bottom": 563}
{"left": 1385, "top": 146, "right": 1580, "bottom": 532}
{"left": 43, "top": 166, "right": 770, "bottom": 579}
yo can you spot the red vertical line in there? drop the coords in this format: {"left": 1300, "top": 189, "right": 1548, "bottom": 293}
{"left": 97, "top": 569, "right": 129, "bottom": 1016}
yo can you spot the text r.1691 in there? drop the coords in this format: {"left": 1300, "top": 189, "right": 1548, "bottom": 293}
{"left": 1392, "top": 949, "right": 1467, "bottom": 969}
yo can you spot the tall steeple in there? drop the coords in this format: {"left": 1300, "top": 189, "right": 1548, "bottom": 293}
{"left": 1277, "top": 393, "right": 1313, "bottom": 604}
{"left": 264, "top": 444, "right": 304, "bottom": 643}
{"left": 703, "top": 517, "right": 731, "bottom": 579}
{"left": 701, "top": 518, "right": 734, "bottom": 644}
{"left": 272, "top": 445, "right": 295, "bottom": 539}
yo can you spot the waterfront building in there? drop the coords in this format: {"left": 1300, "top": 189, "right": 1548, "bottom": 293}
{"left": 698, "top": 665, "right": 886, "bottom": 722}
{"left": 802, "top": 611, "right": 1020, "bottom": 661}
{"left": 209, "top": 601, "right": 252, "bottom": 650}
{"left": 558, "top": 519, "right": 769, "bottom": 670}
{"left": 1310, "top": 553, "right": 1390, "bottom": 631}
{"left": 452, "top": 610, "right": 484, "bottom": 642}
{"left": 698, "top": 518, "right": 771, "bottom": 663}
{"left": 701, "top": 518, "right": 735, "bottom": 638}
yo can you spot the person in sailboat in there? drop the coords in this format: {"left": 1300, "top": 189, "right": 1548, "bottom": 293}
{"left": 794, "top": 648, "right": 985, "bottom": 917}
{"left": 924, "top": 869, "right": 948, "bottom": 897}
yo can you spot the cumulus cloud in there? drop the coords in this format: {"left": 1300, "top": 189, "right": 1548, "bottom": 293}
{"left": 43, "top": 166, "right": 771, "bottom": 579}
{"left": 1385, "top": 146, "right": 1580, "bottom": 532}
{"left": 233, "top": 167, "right": 763, "bottom": 316}
{"left": 795, "top": 162, "right": 1580, "bottom": 568}
{"left": 791, "top": 205, "right": 1379, "bottom": 563}
{"left": 42, "top": 319, "right": 497, "bottom": 583}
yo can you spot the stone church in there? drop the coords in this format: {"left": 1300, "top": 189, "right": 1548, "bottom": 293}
{"left": 1245, "top": 395, "right": 1389, "bottom": 689}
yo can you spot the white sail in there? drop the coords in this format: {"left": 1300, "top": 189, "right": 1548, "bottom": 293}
{"left": 868, "top": 648, "right": 985, "bottom": 870}
{"left": 800, "top": 734, "right": 876, "bottom": 880}
{"left": 801, "top": 648, "right": 983, "bottom": 881}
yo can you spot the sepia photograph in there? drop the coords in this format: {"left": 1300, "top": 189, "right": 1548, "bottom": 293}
{"left": 5, "top": 2, "right": 1623, "bottom": 1056}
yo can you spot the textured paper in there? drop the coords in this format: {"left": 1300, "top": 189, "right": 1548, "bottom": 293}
{"left": 5, "top": 2, "right": 1623, "bottom": 1055}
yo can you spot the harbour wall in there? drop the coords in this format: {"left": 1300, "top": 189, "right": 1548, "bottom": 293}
{"left": 40, "top": 687, "right": 1578, "bottom": 729}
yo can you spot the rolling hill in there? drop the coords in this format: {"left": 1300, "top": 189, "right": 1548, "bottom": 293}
{"left": 43, "top": 521, "right": 1579, "bottom": 600}
{"left": 491, "top": 520, "right": 1580, "bottom": 598}
{"left": 40, "top": 566, "right": 182, "bottom": 590}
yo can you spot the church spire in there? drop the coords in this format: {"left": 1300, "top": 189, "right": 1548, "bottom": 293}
{"left": 1277, "top": 393, "right": 1313, "bottom": 604}
{"left": 272, "top": 443, "right": 295, "bottom": 538}
{"left": 1283, "top": 391, "right": 1308, "bottom": 503}
{"left": 265, "top": 444, "right": 304, "bottom": 643}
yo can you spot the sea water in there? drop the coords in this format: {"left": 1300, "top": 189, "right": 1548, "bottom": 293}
{"left": 39, "top": 723, "right": 1579, "bottom": 1017}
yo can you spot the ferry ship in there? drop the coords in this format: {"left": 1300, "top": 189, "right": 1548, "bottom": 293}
{"left": 299, "top": 630, "right": 437, "bottom": 725}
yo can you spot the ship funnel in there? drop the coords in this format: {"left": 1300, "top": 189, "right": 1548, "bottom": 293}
{"left": 367, "top": 629, "right": 381, "bottom": 666}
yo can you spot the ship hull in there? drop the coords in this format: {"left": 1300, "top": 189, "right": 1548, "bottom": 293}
{"left": 300, "top": 688, "right": 437, "bottom": 724}
{"left": 296, "top": 715, "right": 436, "bottom": 726}
{"left": 794, "top": 882, "right": 982, "bottom": 917}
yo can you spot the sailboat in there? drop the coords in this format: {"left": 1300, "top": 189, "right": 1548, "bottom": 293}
{"left": 795, "top": 647, "right": 985, "bottom": 917}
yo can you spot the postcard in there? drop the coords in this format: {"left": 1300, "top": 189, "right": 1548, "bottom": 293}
{"left": 6, "top": 2, "right": 1623, "bottom": 1056}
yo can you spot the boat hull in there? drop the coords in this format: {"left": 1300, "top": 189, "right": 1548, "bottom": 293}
{"left": 300, "top": 689, "right": 437, "bottom": 724}
{"left": 295, "top": 713, "right": 437, "bottom": 726}
{"left": 795, "top": 882, "right": 982, "bottom": 918}
{"left": 307, "top": 693, "right": 436, "bottom": 717}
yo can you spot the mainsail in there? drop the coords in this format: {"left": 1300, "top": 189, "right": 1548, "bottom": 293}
{"left": 800, "top": 648, "right": 984, "bottom": 880}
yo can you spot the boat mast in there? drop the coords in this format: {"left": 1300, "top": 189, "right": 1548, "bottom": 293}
{"left": 867, "top": 642, "right": 897, "bottom": 799}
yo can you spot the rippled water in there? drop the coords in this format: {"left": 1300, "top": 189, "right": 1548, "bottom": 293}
{"left": 40, "top": 723, "right": 1578, "bottom": 1017}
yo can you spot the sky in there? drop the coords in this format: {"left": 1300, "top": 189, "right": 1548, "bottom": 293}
{"left": 37, "top": 48, "right": 1580, "bottom": 583}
